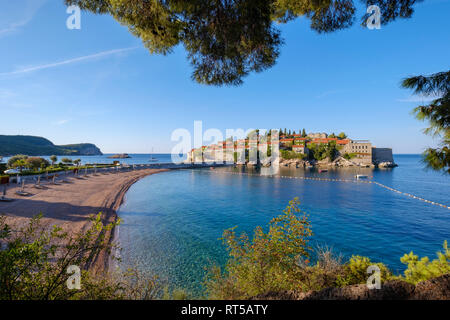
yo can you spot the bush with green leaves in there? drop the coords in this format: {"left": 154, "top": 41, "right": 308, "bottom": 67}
{"left": 26, "top": 157, "right": 50, "bottom": 171}
{"left": 0, "top": 213, "right": 162, "bottom": 300}
{"left": 343, "top": 153, "right": 357, "bottom": 160}
{"left": 205, "top": 198, "right": 312, "bottom": 299}
{"left": 336, "top": 255, "right": 392, "bottom": 287}
{"left": 280, "top": 150, "right": 306, "bottom": 160}
{"left": 7, "top": 155, "right": 28, "bottom": 168}
{"left": 397, "top": 241, "right": 450, "bottom": 285}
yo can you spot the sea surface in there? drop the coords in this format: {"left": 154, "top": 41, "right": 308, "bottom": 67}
{"left": 1, "top": 153, "right": 183, "bottom": 165}
{"left": 114, "top": 155, "right": 448, "bottom": 295}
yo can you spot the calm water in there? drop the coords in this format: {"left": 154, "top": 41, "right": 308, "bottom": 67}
{"left": 117, "top": 155, "right": 449, "bottom": 295}
{"left": 1, "top": 154, "right": 183, "bottom": 165}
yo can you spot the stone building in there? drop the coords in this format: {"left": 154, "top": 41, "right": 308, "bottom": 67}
{"left": 308, "top": 132, "right": 328, "bottom": 139}
{"left": 341, "top": 140, "right": 373, "bottom": 165}
{"left": 292, "top": 145, "right": 309, "bottom": 155}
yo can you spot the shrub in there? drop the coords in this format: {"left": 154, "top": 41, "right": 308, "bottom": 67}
{"left": 398, "top": 241, "right": 450, "bottom": 285}
{"left": 281, "top": 150, "right": 306, "bottom": 160}
{"left": 343, "top": 153, "right": 357, "bottom": 160}
{"left": 7, "top": 155, "right": 28, "bottom": 168}
{"left": 336, "top": 255, "right": 392, "bottom": 287}
{"left": 26, "top": 157, "right": 50, "bottom": 171}
{"left": 294, "top": 246, "right": 346, "bottom": 292}
{"left": 205, "top": 198, "right": 312, "bottom": 299}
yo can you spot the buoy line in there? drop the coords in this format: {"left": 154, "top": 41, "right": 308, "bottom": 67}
{"left": 200, "top": 170, "right": 450, "bottom": 210}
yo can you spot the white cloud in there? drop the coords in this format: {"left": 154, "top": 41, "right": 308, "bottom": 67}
{"left": 0, "top": 47, "right": 138, "bottom": 77}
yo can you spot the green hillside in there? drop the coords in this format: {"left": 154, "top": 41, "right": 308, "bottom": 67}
{"left": 0, "top": 135, "right": 103, "bottom": 156}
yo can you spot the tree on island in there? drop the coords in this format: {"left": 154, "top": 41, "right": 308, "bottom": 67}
{"left": 401, "top": 70, "right": 450, "bottom": 174}
{"left": 302, "top": 129, "right": 307, "bottom": 138}
{"left": 65, "top": 0, "right": 422, "bottom": 86}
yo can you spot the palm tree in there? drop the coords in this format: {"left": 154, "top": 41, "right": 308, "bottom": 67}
{"left": 401, "top": 70, "right": 450, "bottom": 174}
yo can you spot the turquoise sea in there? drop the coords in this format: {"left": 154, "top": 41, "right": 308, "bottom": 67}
{"left": 114, "top": 155, "right": 449, "bottom": 295}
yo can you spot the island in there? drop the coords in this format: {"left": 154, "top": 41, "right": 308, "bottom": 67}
{"left": 186, "top": 130, "right": 397, "bottom": 169}
{"left": 107, "top": 153, "right": 131, "bottom": 159}
{"left": 0, "top": 135, "right": 103, "bottom": 156}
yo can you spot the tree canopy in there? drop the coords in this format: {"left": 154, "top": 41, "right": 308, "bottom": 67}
{"left": 401, "top": 70, "right": 450, "bottom": 174}
{"left": 65, "top": 0, "right": 422, "bottom": 86}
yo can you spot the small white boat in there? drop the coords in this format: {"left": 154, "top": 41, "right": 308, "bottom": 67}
{"left": 149, "top": 148, "right": 158, "bottom": 162}
{"left": 355, "top": 174, "right": 368, "bottom": 180}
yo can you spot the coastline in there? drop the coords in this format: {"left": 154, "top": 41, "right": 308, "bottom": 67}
{"left": 0, "top": 168, "right": 168, "bottom": 273}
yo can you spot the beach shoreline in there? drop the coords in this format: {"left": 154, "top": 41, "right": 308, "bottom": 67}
{"left": 0, "top": 168, "right": 168, "bottom": 273}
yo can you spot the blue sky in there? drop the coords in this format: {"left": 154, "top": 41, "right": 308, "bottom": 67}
{"left": 0, "top": 0, "right": 449, "bottom": 154}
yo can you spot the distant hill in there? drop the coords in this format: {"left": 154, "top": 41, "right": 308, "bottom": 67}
{"left": 0, "top": 135, "right": 103, "bottom": 156}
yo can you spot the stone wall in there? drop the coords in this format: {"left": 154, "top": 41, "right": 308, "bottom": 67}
{"left": 372, "top": 148, "right": 394, "bottom": 164}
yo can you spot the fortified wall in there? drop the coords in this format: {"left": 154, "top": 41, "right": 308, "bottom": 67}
{"left": 372, "top": 148, "right": 394, "bottom": 164}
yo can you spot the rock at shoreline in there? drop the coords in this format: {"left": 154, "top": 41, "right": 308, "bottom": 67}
{"left": 377, "top": 161, "right": 398, "bottom": 168}
{"left": 107, "top": 153, "right": 131, "bottom": 159}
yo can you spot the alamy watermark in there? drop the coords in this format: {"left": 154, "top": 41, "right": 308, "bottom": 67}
{"left": 366, "top": 5, "right": 381, "bottom": 30}
{"left": 66, "top": 265, "right": 81, "bottom": 290}
{"left": 66, "top": 5, "right": 81, "bottom": 30}
{"left": 171, "top": 121, "right": 280, "bottom": 175}
{"left": 66, "top": 5, "right": 381, "bottom": 31}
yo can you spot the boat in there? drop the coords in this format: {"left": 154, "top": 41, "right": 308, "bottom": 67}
{"left": 149, "top": 148, "right": 158, "bottom": 162}
{"left": 355, "top": 174, "right": 368, "bottom": 180}
{"left": 318, "top": 169, "right": 328, "bottom": 173}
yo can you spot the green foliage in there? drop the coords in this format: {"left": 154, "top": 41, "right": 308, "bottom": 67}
{"left": 0, "top": 213, "right": 163, "bottom": 300}
{"left": 307, "top": 141, "right": 338, "bottom": 161}
{"left": 343, "top": 152, "right": 357, "bottom": 160}
{"left": 280, "top": 150, "right": 306, "bottom": 160}
{"left": 65, "top": 0, "right": 420, "bottom": 86}
{"left": 338, "top": 132, "right": 347, "bottom": 139}
{"left": 7, "top": 155, "right": 28, "bottom": 168}
{"left": 0, "top": 136, "right": 102, "bottom": 156}
{"left": 336, "top": 256, "right": 392, "bottom": 287}
{"left": 26, "top": 157, "right": 50, "bottom": 170}
{"left": 398, "top": 241, "right": 450, "bottom": 285}
{"left": 205, "top": 198, "right": 312, "bottom": 299}
{"left": 402, "top": 70, "right": 450, "bottom": 174}
{"left": 0, "top": 213, "right": 116, "bottom": 299}
{"left": 50, "top": 155, "right": 58, "bottom": 165}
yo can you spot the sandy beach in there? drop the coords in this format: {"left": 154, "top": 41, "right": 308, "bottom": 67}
{"left": 0, "top": 168, "right": 168, "bottom": 272}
